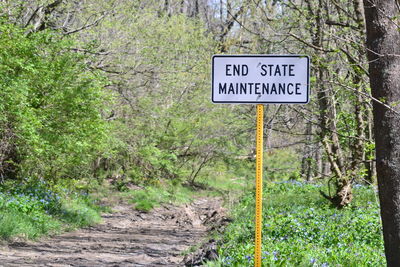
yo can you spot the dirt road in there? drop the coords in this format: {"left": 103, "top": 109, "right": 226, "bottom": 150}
{"left": 0, "top": 198, "right": 225, "bottom": 267}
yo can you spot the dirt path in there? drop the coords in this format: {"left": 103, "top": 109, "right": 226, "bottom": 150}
{"left": 0, "top": 198, "right": 225, "bottom": 267}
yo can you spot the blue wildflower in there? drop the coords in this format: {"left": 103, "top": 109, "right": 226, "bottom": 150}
{"left": 245, "top": 255, "right": 252, "bottom": 262}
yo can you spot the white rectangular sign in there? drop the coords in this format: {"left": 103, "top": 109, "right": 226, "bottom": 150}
{"left": 212, "top": 55, "right": 310, "bottom": 104}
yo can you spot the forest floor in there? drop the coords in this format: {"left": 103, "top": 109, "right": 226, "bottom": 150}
{"left": 0, "top": 197, "right": 226, "bottom": 267}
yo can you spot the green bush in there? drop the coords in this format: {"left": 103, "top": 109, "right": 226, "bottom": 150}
{"left": 0, "top": 19, "right": 111, "bottom": 182}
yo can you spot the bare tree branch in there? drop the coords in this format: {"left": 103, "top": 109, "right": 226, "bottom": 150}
{"left": 325, "top": 80, "right": 400, "bottom": 116}
{"left": 63, "top": 12, "right": 108, "bottom": 35}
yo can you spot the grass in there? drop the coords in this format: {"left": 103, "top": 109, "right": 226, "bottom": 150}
{"left": 0, "top": 172, "right": 240, "bottom": 241}
{"left": 0, "top": 211, "right": 60, "bottom": 240}
{"left": 0, "top": 179, "right": 107, "bottom": 241}
{"left": 120, "top": 181, "right": 195, "bottom": 212}
{"left": 117, "top": 149, "right": 299, "bottom": 213}
{"left": 117, "top": 161, "right": 255, "bottom": 213}
{"left": 207, "top": 181, "right": 385, "bottom": 266}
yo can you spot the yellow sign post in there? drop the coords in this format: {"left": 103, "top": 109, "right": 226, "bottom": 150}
{"left": 211, "top": 54, "right": 310, "bottom": 267}
{"left": 254, "top": 104, "right": 264, "bottom": 267}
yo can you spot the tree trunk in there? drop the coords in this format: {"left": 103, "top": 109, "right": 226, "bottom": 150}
{"left": 305, "top": 0, "right": 351, "bottom": 207}
{"left": 366, "top": 108, "right": 377, "bottom": 183}
{"left": 363, "top": 0, "right": 400, "bottom": 265}
{"left": 322, "top": 158, "right": 330, "bottom": 177}
{"left": 314, "top": 144, "right": 322, "bottom": 178}
{"left": 301, "top": 120, "right": 313, "bottom": 181}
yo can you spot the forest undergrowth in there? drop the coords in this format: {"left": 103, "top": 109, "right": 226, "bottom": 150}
{"left": 208, "top": 181, "right": 385, "bottom": 267}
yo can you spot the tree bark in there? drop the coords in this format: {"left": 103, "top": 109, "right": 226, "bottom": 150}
{"left": 363, "top": 0, "right": 400, "bottom": 265}
{"left": 301, "top": 120, "right": 313, "bottom": 181}
{"left": 366, "top": 110, "right": 377, "bottom": 183}
{"left": 314, "top": 144, "right": 322, "bottom": 178}
{"left": 26, "top": 0, "right": 62, "bottom": 32}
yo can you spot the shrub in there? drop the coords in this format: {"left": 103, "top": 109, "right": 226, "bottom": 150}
{"left": 0, "top": 19, "right": 110, "bottom": 182}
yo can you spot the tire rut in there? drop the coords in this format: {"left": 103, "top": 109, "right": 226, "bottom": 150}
{"left": 0, "top": 198, "right": 224, "bottom": 267}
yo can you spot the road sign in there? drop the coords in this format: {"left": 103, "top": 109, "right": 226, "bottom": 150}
{"left": 212, "top": 54, "right": 310, "bottom": 267}
{"left": 212, "top": 55, "right": 310, "bottom": 104}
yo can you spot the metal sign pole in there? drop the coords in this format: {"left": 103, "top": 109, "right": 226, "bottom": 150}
{"left": 211, "top": 54, "right": 310, "bottom": 266}
{"left": 254, "top": 104, "right": 264, "bottom": 267}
